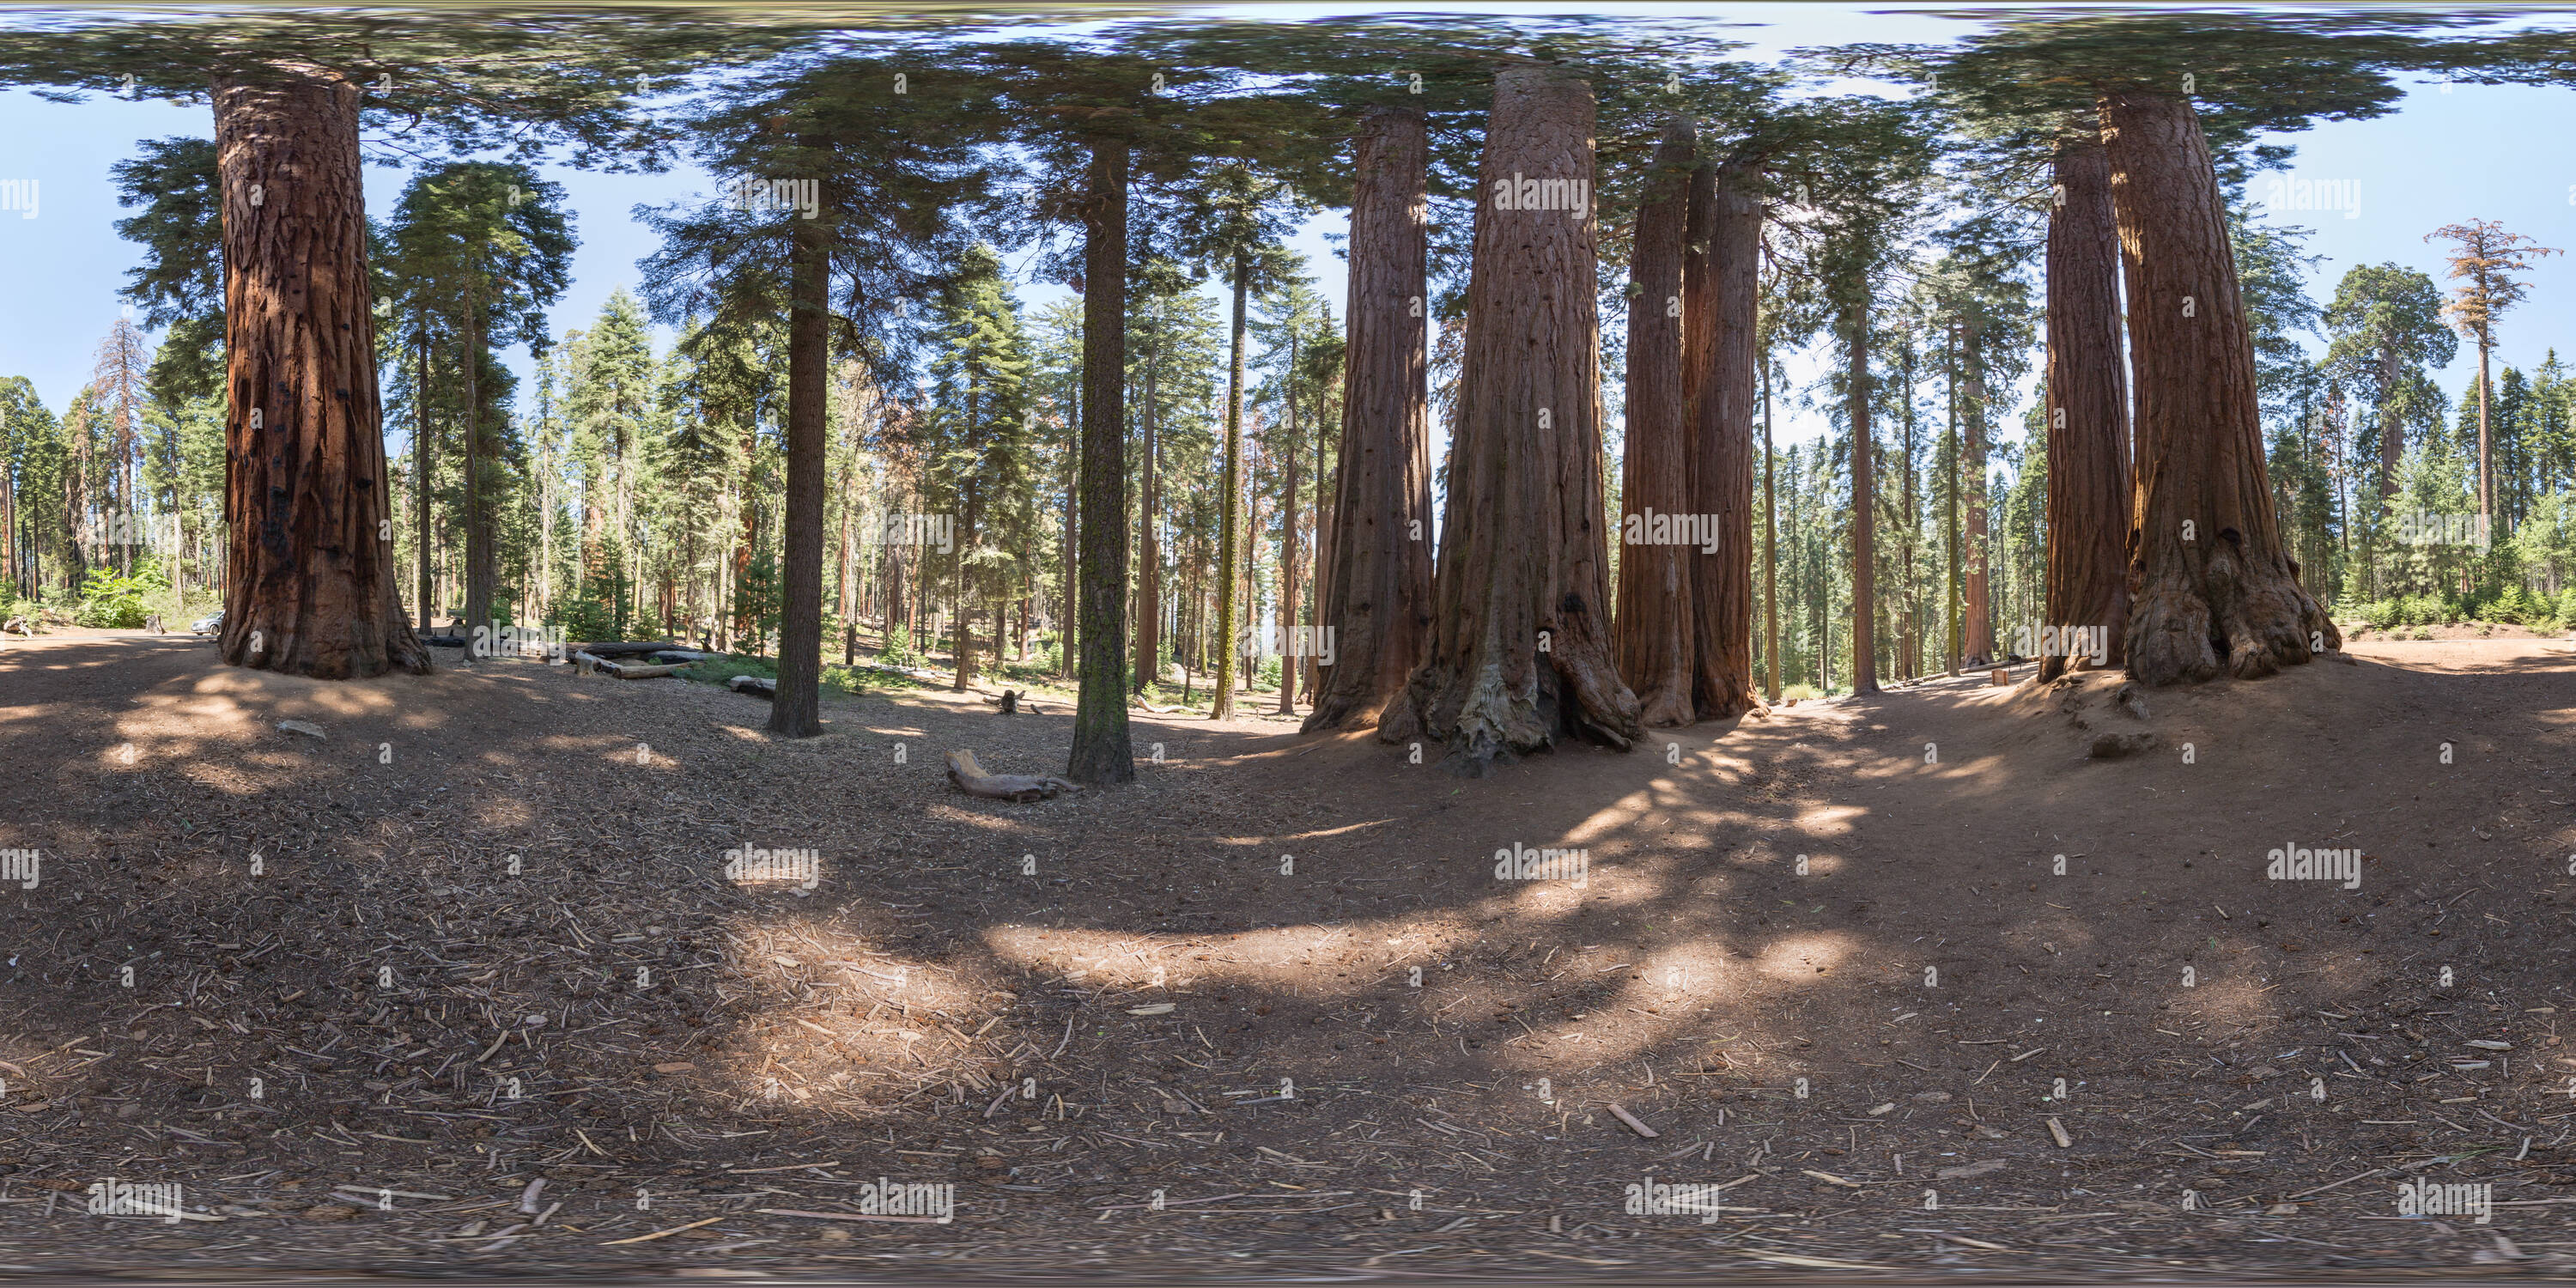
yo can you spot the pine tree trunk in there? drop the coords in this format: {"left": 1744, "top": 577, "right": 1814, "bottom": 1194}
{"left": 1067, "top": 136, "right": 1135, "bottom": 784}
{"left": 1397, "top": 66, "right": 1641, "bottom": 772}
{"left": 1134, "top": 341, "right": 1161, "bottom": 694}
{"left": 211, "top": 65, "right": 427, "bottom": 678}
{"left": 415, "top": 326, "right": 433, "bottom": 632}
{"left": 1277, "top": 349, "right": 1302, "bottom": 715}
{"left": 464, "top": 300, "right": 495, "bottom": 642}
{"left": 1612, "top": 118, "right": 1697, "bottom": 727}
{"left": 1762, "top": 362, "right": 1779, "bottom": 702}
{"left": 2476, "top": 343, "right": 2494, "bottom": 531}
{"left": 1309, "top": 105, "right": 1434, "bottom": 737}
{"left": 1963, "top": 335, "right": 1991, "bottom": 666}
{"left": 1212, "top": 254, "right": 1250, "bottom": 719}
{"left": 769, "top": 205, "right": 829, "bottom": 736}
{"left": 2040, "top": 133, "right": 2133, "bottom": 682}
{"left": 2099, "top": 87, "right": 2336, "bottom": 683}
{"left": 1844, "top": 288, "right": 1879, "bottom": 695}
{"left": 1690, "top": 161, "right": 1762, "bottom": 718}
{"left": 1060, "top": 363, "right": 1079, "bottom": 679}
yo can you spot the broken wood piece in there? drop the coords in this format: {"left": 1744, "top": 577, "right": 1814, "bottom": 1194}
{"left": 945, "top": 749, "right": 1078, "bottom": 803}
{"left": 570, "top": 640, "right": 683, "bottom": 658}
{"left": 2046, "top": 1115, "right": 2074, "bottom": 1148}
{"left": 1607, "top": 1103, "right": 1660, "bottom": 1138}
{"left": 756, "top": 1208, "right": 949, "bottom": 1224}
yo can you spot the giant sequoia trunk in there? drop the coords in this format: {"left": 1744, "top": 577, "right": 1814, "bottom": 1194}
{"left": 1309, "top": 105, "right": 1435, "bottom": 737}
{"left": 1688, "top": 161, "right": 1762, "bottom": 719}
{"left": 1610, "top": 118, "right": 1698, "bottom": 726}
{"left": 213, "top": 65, "right": 428, "bottom": 678}
{"left": 1397, "top": 67, "right": 1641, "bottom": 773}
{"left": 769, "top": 205, "right": 830, "bottom": 737}
{"left": 2040, "top": 134, "right": 2132, "bottom": 683}
{"left": 1066, "top": 137, "right": 1135, "bottom": 784}
{"left": 2099, "top": 88, "right": 2336, "bottom": 683}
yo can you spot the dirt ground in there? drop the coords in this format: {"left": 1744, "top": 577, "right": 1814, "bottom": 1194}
{"left": 3, "top": 625, "right": 2576, "bottom": 1280}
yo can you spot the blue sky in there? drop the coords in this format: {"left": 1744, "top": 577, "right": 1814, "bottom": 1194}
{"left": 3, "top": 4, "right": 2573, "bottom": 457}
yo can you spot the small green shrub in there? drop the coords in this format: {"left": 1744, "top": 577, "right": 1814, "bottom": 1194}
{"left": 73, "top": 568, "right": 169, "bottom": 629}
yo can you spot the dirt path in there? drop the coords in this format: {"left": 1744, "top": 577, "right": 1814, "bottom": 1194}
{"left": 2, "top": 629, "right": 2573, "bottom": 1279}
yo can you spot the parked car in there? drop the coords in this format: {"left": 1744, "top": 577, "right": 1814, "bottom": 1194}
{"left": 190, "top": 610, "right": 223, "bottom": 635}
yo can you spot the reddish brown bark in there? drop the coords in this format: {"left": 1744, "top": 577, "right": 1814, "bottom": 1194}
{"left": 213, "top": 65, "right": 427, "bottom": 678}
{"left": 1688, "top": 161, "right": 1761, "bottom": 719}
{"left": 1612, "top": 118, "right": 1698, "bottom": 727}
{"left": 1309, "top": 106, "right": 1435, "bottom": 737}
{"left": 1844, "top": 287, "right": 1879, "bottom": 695}
{"left": 1963, "top": 336, "right": 1991, "bottom": 666}
{"left": 769, "top": 199, "right": 829, "bottom": 736}
{"left": 2100, "top": 88, "right": 2336, "bottom": 683}
{"left": 1397, "top": 68, "right": 1641, "bottom": 772}
{"left": 2039, "top": 133, "right": 2132, "bottom": 682}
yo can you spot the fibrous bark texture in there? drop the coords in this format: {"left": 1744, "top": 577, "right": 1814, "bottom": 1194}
{"left": 214, "top": 65, "right": 428, "bottom": 678}
{"left": 2100, "top": 88, "right": 2336, "bottom": 684}
{"left": 1688, "top": 161, "right": 1761, "bottom": 719}
{"left": 2040, "top": 133, "right": 2132, "bottom": 683}
{"left": 1309, "top": 106, "right": 1436, "bottom": 738}
{"left": 1397, "top": 67, "right": 1641, "bottom": 774}
{"left": 1612, "top": 118, "right": 1698, "bottom": 727}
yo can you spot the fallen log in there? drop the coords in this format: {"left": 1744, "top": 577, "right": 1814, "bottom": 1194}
{"left": 571, "top": 650, "right": 680, "bottom": 680}
{"left": 945, "top": 750, "right": 1078, "bottom": 803}
{"left": 648, "top": 649, "right": 725, "bottom": 665}
{"left": 729, "top": 674, "right": 777, "bottom": 700}
{"left": 571, "top": 640, "right": 683, "bottom": 658}
{"left": 421, "top": 635, "right": 471, "bottom": 648}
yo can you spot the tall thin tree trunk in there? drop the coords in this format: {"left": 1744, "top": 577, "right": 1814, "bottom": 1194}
{"left": 415, "top": 325, "right": 433, "bottom": 633}
{"left": 2040, "top": 132, "right": 2132, "bottom": 682}
{"left": 1397, "top": 66, "right": 1641, "bottom": 772}
{"left": 1060, "top": 361, "right": 1079, "bottom": 679}
{"left": 1309, "top": 105, "right": 1435, "bottom": 737}
{"left": 2100, "top": 87, "right": 2336, "bottom": 683}
{"left": 1845, "top": 286, "right": 1878, "bottom": 695}
{"left": 1135, "top": 334, "right": 1162, "bottom": 694}
{"left": 1613, "top": 117, "right": 1697, "bottom": 726}
{"left": 1067, "top": 136, "right": 1134, "bottom": 784}
{"left": 1945, "top": 323, "right": 1962, "bottom": 677}
{"left": 1212, "top": 253, "right": 1250, "bottom": 719}
{"left": 1277, "top": 336, "right": 1303, "bottom": 714}
{"left": 2475, "top": 341, "right": 2494, "bottom": 531}
{"left": 1763, "top": 359, "right": 1778, "bottom": 702}
{"left": 1963, "top": 329, "right": 1991, "bottom": 666}
{"left": 212, "top": 64, "right": 426, "bottom": 677}
{"left": 464, "top": 296, "right": 495, "bottom": 642}
{"left": 1691, "top": 161, "right": 1762, "bottom": 718}
{"left": 769, "top": 196, "right": 829, "bottom": 734}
